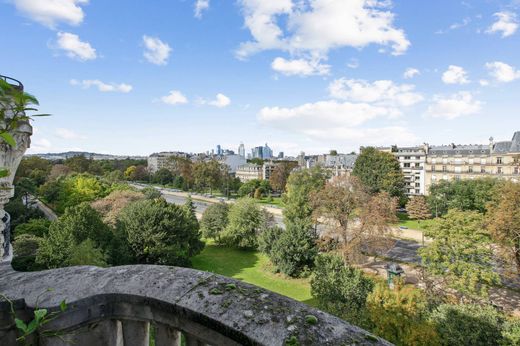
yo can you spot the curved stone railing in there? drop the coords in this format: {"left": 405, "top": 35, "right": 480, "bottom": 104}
{"left": 0, "top": 263, "right": 391, "bottom": 345}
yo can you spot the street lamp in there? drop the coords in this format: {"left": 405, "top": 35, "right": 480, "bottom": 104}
{"left": 385, "top": 263, "right": 404, "bottom": 289}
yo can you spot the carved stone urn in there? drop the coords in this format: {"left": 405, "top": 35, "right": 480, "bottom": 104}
{"left": 0, "top": 97, "right": 32, "bottom": 260}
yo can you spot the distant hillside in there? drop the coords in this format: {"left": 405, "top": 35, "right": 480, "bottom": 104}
{"left": 26, "top": 151, "right": 146, "bottom": 161}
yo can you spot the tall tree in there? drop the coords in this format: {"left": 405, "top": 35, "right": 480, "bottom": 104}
{"left": 352, "top": 147, "right": 405, "bottom": 202}
{"left": 269, "top": 161, "right": 298, "bottom": 192}
{"left": 200, "top": 202, "right": 230, "bottom": 244}
{"left": 486, "top": 181, "right": 520, "bottom": 275}
{"left": 283, "top": 166, "right": 328, "bottom": 231}
{"left": 312, "top": 176, "right": 397, "bottom": 264}
{"left": 406, "top": 195, "right": 432, "bottom": 244}
{"left": 222, "top": 197, "right": 269, "bottom": 248}
{"left": 419, "top": 209, "right": 500, "bottom": 301}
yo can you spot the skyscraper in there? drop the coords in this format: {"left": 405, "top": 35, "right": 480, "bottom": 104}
{"left": 216, "top": 144, "right": 222, "bottom": 156}
{"left": 238, "top": 143, "right": 245, "bottom": 158}
{"left": 263, "top": 143, "right": 273, "bottom": 159}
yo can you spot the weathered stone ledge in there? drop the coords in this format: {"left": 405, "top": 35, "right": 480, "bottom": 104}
{"left": 0, "top": 263, "right": 391, "bottom": 345}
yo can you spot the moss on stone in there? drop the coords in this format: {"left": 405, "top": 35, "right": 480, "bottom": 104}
{"left": 304, "top": 315, "right": 318, "bottom": 325}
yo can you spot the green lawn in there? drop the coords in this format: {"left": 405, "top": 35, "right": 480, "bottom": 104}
{"left": 396, "top": 212, "right": 436, "bottom": 231}
{"left": 255, "top": 196, "right": 283, "bottom": 207}
{"left": 191, "top": 243, "right": 316, "bottom": 306}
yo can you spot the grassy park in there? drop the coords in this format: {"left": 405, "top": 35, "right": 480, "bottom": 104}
{"left": 191, "top": 243, "right": 316, "bottom": 306}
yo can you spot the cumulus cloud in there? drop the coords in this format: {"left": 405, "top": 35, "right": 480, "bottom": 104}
{"left": 55, "top": 128, "right": 87, "bottom": 140}
{"left": 258, "top": 100, "right": 417, "bottom": 144}
{"left": 194, "top": 0, "right": 210, "bottom": 18}
{"left": 328, "top": 79, "right": 423, "bottom": 109}
{"left": 271, "top": 57, "right": 330, "bottom": 76}
{"left": 403, "top": 68, "right": 420, "bottom": 79}
{"left": 56, "top": 32, "right": 96, "bottom": 61}
{"left": 208, "top": 93, "right": 231, "bottom": 108}
{"left": 442, "top": 65, "right": 469, "bottom": 84}
{"left": 427, "top": 92, "right": 482, "bottom": 119}
{"left": 12, "top": 0, "right": 88, "bottom": 28}
{"left": 485, "top": 61, "right": 520, "bottom": 83}
{"left": 487, "top": 11, "right": 518, "bottom": 37}
{"left": 161, "top": 90, "right": 188, "bottom": 105}
{"left": 236, "top": 0, "right": 410, "bottom": 59}
{"left": 70, "top": 79, "right": 132, "bottom": 93}
{"left": 143, "top": 35, "right": 172, "bottom": 65}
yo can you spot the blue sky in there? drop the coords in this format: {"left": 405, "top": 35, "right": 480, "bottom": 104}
{"left": 1, "top": 0, "right": 520, "bottom": 156}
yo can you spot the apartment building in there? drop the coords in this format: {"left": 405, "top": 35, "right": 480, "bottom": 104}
{"left": 235, "top": 163, "right": 263, "bottom": 182}
{"left": 147, "top": 152, "right": 191, "bottom": 173}
{"left": 424, "top": 132, "right": 520, "bottom": 193}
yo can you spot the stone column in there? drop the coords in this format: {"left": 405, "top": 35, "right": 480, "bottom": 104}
{"left": 0, "top": 121, "right": 32, "bottom": 260}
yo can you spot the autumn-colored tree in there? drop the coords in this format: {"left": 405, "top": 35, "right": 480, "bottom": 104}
{"left": 486, "top": 181, "right": 520, "bottom": 276}
{"left": 419, "top": 209, "right": 500, "bottom": 302}
{"left": 406, "top": 195, "right": 432, "bottom": 244}
{"left": 193, "top": 160, "right": 223, "bottom": 194}
{"left": 48, "top": 164, "right": 72, "bottom": 181}
{"left": 269, "top": 161, "right": 298, "bottom": 192}
{"left": 91, "top": 189, "right": 145, "bottom": 226}
{"left": 312, "top": 175, "right": 397, "bottom": 264}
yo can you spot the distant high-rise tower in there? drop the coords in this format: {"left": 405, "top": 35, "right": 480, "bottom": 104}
{"left": 216, "top": 144, "right": 222, "bottom": 156}
{"left": 238, "top": 143, "right": 245, "bottom": 158}
{"left": 252, "top": 146, "right": 264, "bottom": 159}
{"left": 263, "top": 143, "right": 273, "bottom": 159}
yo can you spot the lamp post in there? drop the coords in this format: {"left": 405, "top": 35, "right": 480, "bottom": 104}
{"left": 385, "top": 263, "right": 404, "bottom": 290}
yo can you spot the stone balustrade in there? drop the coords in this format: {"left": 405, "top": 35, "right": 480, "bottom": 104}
{"left": 0, "top": 263, "right": 391, "bottom": 345}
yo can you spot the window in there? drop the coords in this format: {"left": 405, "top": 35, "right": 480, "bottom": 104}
{"left": 481, "top": 166, "right": 486, "bottom": 173}
{"left": 415, "top": 183, "right": 420, "bottom": 187}
{"left": 498, "top": 167, "right": 503, "bottom": 174}
{"left": 415, "top": 163, "right": 420, "bottom": 168}
{"left": 497, "top": 157, "right": 503, "bottom": 164}
{"left": 468, "top": 158, "right": 474, "bottom": 165}
{"left": 432, "top": 165, "right": 436, "bottom": 172}
{"left": 442, "top": 165, "right": 447, "bottom": 172}
{"left": 404, "top": 156, "right": 411, "bottom": 160}
{"left": 432, "top": 175, "right": 437, "bottom": 181}
{"left": 404, "top": 163, "right": 411, "bottom": 168}
{"left": 442, "top": 158, "right": 448, "bottom": 164}
{"left": 514, "top": 167, "right": 519, "bottom": 175}
{"left": 469, "top": 166, "right": 473, "bottom": 173}
{"left": 481, "top": 158, "right": 487, "bottom": 165}
{"left": 431, "top": 159, "right": 437, "bottom": 164}
{"left": 415, "top": 189, "right": 420, "bottom": 194}
{"left": 455, "top": 166, "right": 461, "bottom": 173}
{"left": 455, "top": 159, "right": 462, "bottom": 165}
{"left": 455, "top": 175, "right": 461, "bottom": 180}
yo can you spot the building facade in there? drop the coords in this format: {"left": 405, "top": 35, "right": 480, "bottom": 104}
{"left": 424, "top": 132, "right": 520, "bottom": 193}
{"left": 147, "top": 152, "right": 190, "bottom": 173}
{"left": 235, "top": 163, "right": 263, "bottom": 182}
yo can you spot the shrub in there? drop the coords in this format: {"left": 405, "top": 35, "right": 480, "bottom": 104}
{"left": 429, "top": 304, "right": 504, "bottom": 346}
{"left": 117, "top": 199, "right": 204, "bottom": 266}
{"left": 200, "top": 202, "right": 229, "bottom": 243}
{"left": 141, "top": 186, "right": 161, "bottom": 199}
{"left": 311, "top": 254, "right": 374, "bottom": 326}
{"left": 258, "top": 226, "right": 283, "bottom": 256}
{"left": 221, "top": 198, "right": 269, "bottom": 248}
{"left": 14, "top": 219, "right": 51, "bottom": 238}
{"left": 269, "top": 224, "right": 317, "bottom": 277}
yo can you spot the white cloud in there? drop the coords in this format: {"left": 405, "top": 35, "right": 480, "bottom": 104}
{"left": 403, "top": 68, "right": 420, "bottom": 79}
{"left": 12, "top": 0, "right": 88, "bottom": 28}
{"left": 485, "top": 61, "right": 520, "bottom": 83}
{"left": 70, "top": 79, "right": 132, "bottom": 93}
{"left": 487, "top": 11, "right": 518, "bottom": 37}
{"left": 271, "top": 57, "right": 330, "bottom": 76}
{"left": 236, "top": 0, "right": 410, "bottom": 59}
{"left": 161, "top": 90, "right": 188, "bottom": 105}
{"left": 31, "top": 138, "right": 52, "bottom": 152}
{"left": 194, "top": 0, "right": 210, "bottom": 18}
{"left": 479, "top": 79, "right": 490, "bottom": 86}
{"left": 142, "top": 35, "right": 172, "bottom": 65}
{"left": 442, "top": 65, "right": 469, "bottom": 84}
{"left": 208, "top": 93, "right": 231, "bottom": 108}
{"left": 347, "top": 58, "right": 359, "bottom": 69}
{"left": 258, "top": 100, "right": 417, "bottom": 144}
{"left": 56, "top": 32, "right": 96, "bottom": 61}
{"left": 328, "top": 79, "right": 423, "bottom": 108}
{"left": 55, "top": 128, "right": 87, "bottom": 140}
{"left": 436, "top": 17, "right": 471, "bottom": 34}
{"left": 427, "top": 92, "right": 482, "bottom": 119}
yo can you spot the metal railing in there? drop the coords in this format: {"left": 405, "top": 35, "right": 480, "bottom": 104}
{"left": 0, "top": 75, "right": 23, "bottom": 91}
{"left": 1, "top": 213, "right": 10, "bottom": 259}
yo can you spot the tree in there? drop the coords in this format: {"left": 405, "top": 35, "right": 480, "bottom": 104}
{"left": 406, "top": 195, "right": 431, "bottom": 244}
{"left": 419, "top": 210, "right": 500, "bottom": 301}
{"left": 91, "top": 189, "right": 145, "bottom": 226}
{"left": 283, "top": 166, "right": 328, "bottom": 231}
{"left": 311, "top": 254, "right": 374, "bottom": 327}
{"left": 429, "top": 304, "right": 504, "bottom": 346}
{"left": 258, "top": 226, "right": 283, "bottom": 256}
{"left": 183, "top": 196, "right": 200, "bottom": 235}
{"left": 200, "top": 202, "right": 229, "bottom": 244}
{"left": 222, "top": 198, "right": 269, "bottom": 248}
{"left": 141, "top": 186, "right": 161, "bottom": 199}
{"left": 68, "top": 239, "right": 107, "bottom": 267}
{"left": 11, "top": 234, "right": 45, "bottom": 271}
{"left": 48, "top": 164, "right": 72, "bottom": 181}
{"left": 152, "top": 168, "right": 174, "bottom": 185}
{"left": 427, "top": 178, "right": 499, "bottom": 216}
{"left": 193, "top": 160, "right": 223, "bottom": 194}
{"left": 64, "top": 155, "right": 91, "bottom": 173}
{"left": 352, "top": 147, "right": 405, "bottom": 202}
{"left": 367, "top": 282, "right": 439, "bottom": 346}
{"left": 312, "top": 176, "right": 397, "bottom": 264}
{"left": 329, "top": 150, "right": 338, "bottom": 156}
{"left": 14, "top": 218, "right": 51, "bottom": 238}
{"left": 486, "top": 181, "right": 520, "bottom": 275}
{"left": 36, "top": 203, "right": 113, "bottom": 268}
{"left": 269, "top": 161, "right": 298, "bottom": 192}
{"left": 269, "top": 223, "right": 318, "bottom": 277}
{"left": 238, "top": 179, "right": 262, "bottom": 197}
{"left": 502, "top": 318, "right": 520, "bottom": 346}
{"left": 117, "top": 199, "right": 204, "bottom": 266}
